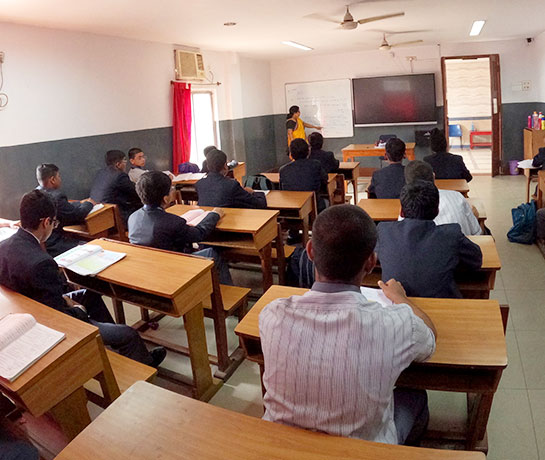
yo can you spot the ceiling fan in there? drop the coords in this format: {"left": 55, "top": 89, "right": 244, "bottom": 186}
{"left": 340, "top": 5, "right": 405, "bottom": 30}
{"left": 379, "top": 33, "right": 423, "bottom": 50}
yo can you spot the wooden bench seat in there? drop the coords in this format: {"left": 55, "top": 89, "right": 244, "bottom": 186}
{"left": 224, "top": 245, "right": 296, "bottom": 261}
{"left": 85, "top": 349, "right": 157, "bottom": 407}
{"left": 202, "top": 284, "right": 251, "bottom": 317}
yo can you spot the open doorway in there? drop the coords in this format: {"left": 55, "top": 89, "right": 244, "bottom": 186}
{"left": 441, "top": 55, "right": 502, "bottom": 176}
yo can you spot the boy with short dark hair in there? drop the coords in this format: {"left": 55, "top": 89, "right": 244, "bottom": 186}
{"left": 308, "top": 132, "right": 339, "bottom": 173}
{"left": 36, "top": 163, "right": 95, "bottom": 257}
{"left": 377, "top": 180, "right": 482, "bottom": 298}
{"left": 129, "top": 171, "right": 232, "bottom": 284}
{"left": 128, "top": 148, "right": 148, "bottom": 183}
{"left": 90, "top": 150, "right": 142, "bottom": 225}
{"left": 0, "top": 190, "right": 165, "bottom": 367}
{"left": 200, "top": 145, "right": 217, "bottom": 174}
{"left": 367, "top": 138, "right": 406, "bottom": 199}
{"left": 196, "top": 149, "right": 267, "bottom": 209}
{"left": 260, "top": 204, "right": 436, "bottom": 445}
{"left": 423, "top": 128, "right": 472, "bottom": 182}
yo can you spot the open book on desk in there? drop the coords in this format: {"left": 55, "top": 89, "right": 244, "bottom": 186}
{"left": 0, "top": 227, "right": 17, "bottom": 243}
{"left": 54, "top": 244, "right": 126, "bottom": 276}
{"left": 172, "top": 173, "right": 205, "bottom": 182}
{"left": 0, "top": 313, "right": 65, "bottom": 382}
{"left": 180, "top": 209, "right": 216, "bottom": 227}
{"left": 87, "top": 203, "right": 104, "bottom": 216}
{"left": 360, "top": 287, "right": 393, "bottom": 307}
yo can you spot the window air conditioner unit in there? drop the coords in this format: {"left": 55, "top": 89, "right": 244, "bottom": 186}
{"left": 174, "top": 50, "right": 206, "bottom": 81}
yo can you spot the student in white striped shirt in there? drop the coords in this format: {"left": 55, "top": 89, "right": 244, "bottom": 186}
{"left": 260, "top": 205, "right": 437, "bottom": 445}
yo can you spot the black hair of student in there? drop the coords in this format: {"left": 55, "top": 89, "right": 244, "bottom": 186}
{"left": 308, "top": 132, "right": 324, "bottom": 150}
{"left": 128, "top": 148, "right": 143, "bottom": 160}
{"left": 135, "top": 171, "right": 172, "bottom": 207}
{"left": 105, "top": 150, "right": 126, "bottom": 166}
{"left": 203, "top": 145, "right": 217, "bottom": 157}
{"left": 385, "top": 138, "right": 406, "bottom": 162}
{"left": 430, "top": 128, "right": 447, "bottom": 153}
{"left": 404, "top": 160, "right": 434, "bottom": 184}
{"left": 312, "top": 204, "right": 377, "bottom": 282}
{"left": 289, "top": 138, "right": 310, "bottom": 160}
{"left": 207, "top": 149, "right": 228, "bottom": 173}
{"left": 400, "top": 180, "right": 439, "bottom": 220}
{"left": 287, "top": 105, "right": 300, "bottom": 119}
{"left": 36, "top": 163, "right": 59, "bottom": 185}
{"left": 20, "top": 189, "right": 56, "bottom": 230}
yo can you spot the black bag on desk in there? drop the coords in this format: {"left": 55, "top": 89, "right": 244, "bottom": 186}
{"left": 507, "top": 200, "right": 537, "bottom": 244}
{"left": 244, "top": 175, "right": 273, "bottom": 191}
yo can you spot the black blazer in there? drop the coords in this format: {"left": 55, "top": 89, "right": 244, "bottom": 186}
{"left": 90, "top": 167, "right": 142, "bottom": 223}
{"left": 128, "top": 205, "right": 220, "bottom": 252}
{"left": 423, "top": 151, "right": 473, "bottom": 182}
{"left": 367, "top": 163, "right": 406, "bottom": 199}
{"left": 376, "top": 219, "right": 483, "bottom": 298}
{"left": 0, "top": 229, "right": 88, "bottom": 320}
{"left": 532, "top": 147, "right": 545, "bottom": 169}
{"left": 309, "top": 149, "right": 340, "bottom": 174}
{"left": 196, "top": 172, "right": 267, "bottom": 209}
{"left": 280, "top": 158, "right": 328, "bottom": 212}
{"left": 37, "top": 186, "right": 92, "bottom": 257}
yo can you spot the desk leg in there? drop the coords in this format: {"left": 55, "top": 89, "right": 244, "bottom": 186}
{"left": 183, "top": 304, "right": 216, "bottom": 400}
{"left": 95, "top": 336, "right": 121, "bottom": 405}
{"left": 466, "top": 392, "right": 494, "bottom": 450}
{"left": 352, "top": 179, "right": 358, "bottom": 203}
{"left": 526, "top": 170, "right": 531, "bottom": 203}
{"left": 259, "top": 243, "right": 273, "bottom": 291}
{"left": 49, "top": 386, "right": 91, "bottom": 441}
{"left": 209, "top": 270, "right": 231, "bottom": 377}
{"left": 112, "top": 299, "right": 126, "bottom": 325}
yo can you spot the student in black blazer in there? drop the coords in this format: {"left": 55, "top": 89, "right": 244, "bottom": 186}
{"left": 196, "top": 149, "right": 267, "bottom": 209}
{"left": 129, "top": 171, "right": 232, "bottom": 284}
{"left": 280, "top": 138, "right": 328, "bottom": 212}
{"left": 35, "top": 163, "right": 94, "bottom": 257}
{"left": 0, "top": 190, "right": 165, "bottom": 367}
{"left": 200, "top": 145, "right": 217, "bottom": 174}
{"left": 308, "top": 132, "right": 340, "bottom": 173}
{"left": 367, "top": 138, "right": 406, "bottom": 199}
{"left": 90, "top": 150, "right": 142, "bottom": 225}
{"left": 423, "top": 128, "right": 473, "bottom": 182}
{"left": 376, "top": 180, "right": 482, "bottom": 298}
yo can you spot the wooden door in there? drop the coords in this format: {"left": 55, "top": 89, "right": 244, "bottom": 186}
{"left": 489, "top": 54, "right": 502, "bottom": 176}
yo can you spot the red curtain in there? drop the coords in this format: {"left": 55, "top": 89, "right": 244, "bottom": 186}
{"left": 172, "top": 82, "right": 192, "bottom": 168}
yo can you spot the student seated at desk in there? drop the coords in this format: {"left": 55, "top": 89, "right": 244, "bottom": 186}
{"left": 404, "top": 161, "right": 482, "bottom": 236}
{"left": 423, "top": 128, "right": 472, "bottom": 182}
{"left": 35, "top": 163, "right": 95, "bottom": 257}
{"left": 376, "top": 181, "right": 482, "bottom": 298}
{"left": 308, "top": 132, "right": 340, "bottom": 173}
{"left": 128, "top": 171, "right": 232, "bottom": 285}
{"left": 260, "top": 204, "right": 437, "bottom": 445}
{"left": 127, "top": 147, "right": 149, "bottom": 183}
{"left": 280, "top": 139, "right": 328, "bottom": 212}
{"left": 0, "top": 190, "right": 166, "bottom": 367}
{"left": 90, "top": 150, "right": 142, "bottom": 226}
{"left": 200, "top": 145, "right": 217, "bottom": 174}
{"left": 367, "top": 138, "right": 406, "bottom": 199}
{"left": 196, "top": 149, "right": 267, "bottom": 209}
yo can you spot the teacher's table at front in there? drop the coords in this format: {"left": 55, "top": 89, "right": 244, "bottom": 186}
{"left": 265, "top": 191, "right": 315, "bottom": 245}
{"left": 342, "top": 143, "right": 416, "bottom": 162}
{"left": 61, "top": 239, "right": 221, "bottom": 401}
{"left": 0, "top": 286, "right": 120, "bottom": 441}
{"left": 234, "top": 285, "right": 507, "bottom": 451}
{"left": 167, "top": 205, "right": 279, "bottom": 291}
{"left": 55, "top": 380, "right": 485, "bottom": 460}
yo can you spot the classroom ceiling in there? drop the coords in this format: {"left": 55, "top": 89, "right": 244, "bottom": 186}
{"left": 1, "top": 0, "right": 544, "bottom": 59}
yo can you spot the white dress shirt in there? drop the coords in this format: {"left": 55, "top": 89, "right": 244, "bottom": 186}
{"left": 259, "top": 282, "right": 436, "bottom": 444}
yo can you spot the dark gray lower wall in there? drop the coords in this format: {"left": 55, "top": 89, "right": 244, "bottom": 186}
{"left": 502, "top": 102, "right": 545, "bottom": 165}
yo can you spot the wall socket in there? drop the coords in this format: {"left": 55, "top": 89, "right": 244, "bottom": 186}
{"left": 522, "top": 80, "right": 531, "bottom": 91}
{"left": 0, "top": 52, "right": 4, "bottom": 63}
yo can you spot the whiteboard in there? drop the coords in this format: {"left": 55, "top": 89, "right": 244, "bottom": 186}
{"left": 285, "top": 79, "right": 353, "bottom": 138}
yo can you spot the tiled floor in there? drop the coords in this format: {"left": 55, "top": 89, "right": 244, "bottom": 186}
{"left": 114, "top": 175, "right": 544, "bottom": 458}
{"left": 456, "top": 147, "right": 492, "bottom": 175}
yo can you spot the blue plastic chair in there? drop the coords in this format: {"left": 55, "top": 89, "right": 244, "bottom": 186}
{"left": 448, "top": 124, "right": 463, "bottom": 148}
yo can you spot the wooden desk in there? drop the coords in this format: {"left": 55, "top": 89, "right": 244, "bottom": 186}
{"left": 435, "top": 179, "right": 470, "bottom": 197}
{"left": 227, "top": 162, "right": 246, "bottom": 185}
{"left": 338, "top": 161, "right": 360, "bottom": 203}
{"left": 56, "top": 381, "right": 485, "bottom": 460}
{"left": 234, "top": 285, "right": 507, "bottom": 451}
{"left": 171, "top": 173, "right": 205, "bottom": 187}
{"left": 167, "top": 205, "right": 279, "bottom": 291}
{"left": 0, "top": 286, "right": 120, "bottom": 441}
{"left": 61, "top": 239, "right": 221, "bottom": 401}
{"left": 266, "top": 191, "right": 315, "bottom": 245}
{"left": 64, "top": 204, "right": 126, "bottom": 241}
{"left": 342, "top": 143, "right": 416, "bottom": 162}
{"left": 261, "top": 172, "right": 340, "bottom": 206}
{"left": 519, "top": 166, "right": 540, "bottom": 203}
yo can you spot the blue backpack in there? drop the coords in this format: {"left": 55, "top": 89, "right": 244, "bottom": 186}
{"left": 507, "top": 200, "right": 537, "bottom": 244}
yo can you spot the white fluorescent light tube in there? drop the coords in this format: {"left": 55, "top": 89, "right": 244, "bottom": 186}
{"left": 469, "top": 20, "right": 486, "bottom": 36}
{"left": 282, "top": 41, "right": 313, "bottom": 51}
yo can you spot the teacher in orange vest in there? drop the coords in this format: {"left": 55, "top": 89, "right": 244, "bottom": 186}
{"left": 286, "top": 105, "right": 322, "bottom": 149}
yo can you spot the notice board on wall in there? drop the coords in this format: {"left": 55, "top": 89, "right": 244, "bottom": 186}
{"left": 285, "top": 79, "right": 354, "bottom": 138}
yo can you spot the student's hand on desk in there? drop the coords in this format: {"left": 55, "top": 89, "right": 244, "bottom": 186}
{"left": 212, "top": 208, "right": 225, "bottom": 219}
{"left": 244, "top": 186, "right": 255, "bottom": 194}
{"left": 83, "top": 198, "right": 97, "bottom": 205}
{"left": 378, "top": 279, "right": 409, "bottom": 305}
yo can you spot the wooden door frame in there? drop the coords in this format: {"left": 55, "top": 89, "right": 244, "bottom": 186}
{"left": 441, "top": 54, "right": 503, "bottom": 176}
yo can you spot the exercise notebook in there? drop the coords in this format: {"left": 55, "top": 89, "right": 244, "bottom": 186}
{"left": 0, "top": 313, "right": 65, "bottom": 382}
{"left": 54, "top": 244, "right": 126, "bottom": 276}
{"left": 360, "top": 287, "right": 393, "bottom": 307}
{"left": 172, "top": 173, "right": 205, "bottom": 182}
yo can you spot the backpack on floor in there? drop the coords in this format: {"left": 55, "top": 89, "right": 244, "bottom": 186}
{"left": 507, "top": 200, "right": 537, "bottom": 244}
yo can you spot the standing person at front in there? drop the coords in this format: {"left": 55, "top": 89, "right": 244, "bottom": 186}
{"left": 423, "top": 128, "right": 473, "bottom": 182}
{"left": 367, "top": 138, "right": 406, "bottom": 199}
{"left": 260, "top": 204, "right": 437, "bottom": 445}
{"left": 90, "top": 150, "right": 142, "bottom": 226}
{"left": 286, "top": 105, "right": 322, "bottom": 148}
